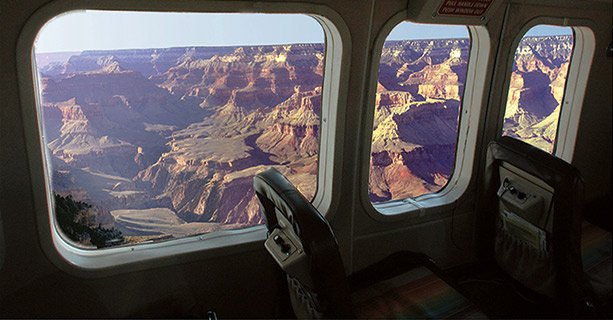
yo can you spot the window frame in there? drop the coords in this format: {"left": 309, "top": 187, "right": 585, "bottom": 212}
{"left": 361, "top": 12, "right": 490, "bottom": 221}
{"left": 499, "top": 18, "right": 595, "bottom": 163}
{"left": 17, "top": 0, "right": 351, "bottom": 276}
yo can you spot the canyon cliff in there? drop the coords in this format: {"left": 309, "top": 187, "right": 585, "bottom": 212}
{"left": 503, "top": 35, "right": 573, "bottom": 152}
{"left": 369, "top": 39, "right": 468, "bottom": 201}
{"left": 36, "top": 35, "right": 570, "bottom": 244}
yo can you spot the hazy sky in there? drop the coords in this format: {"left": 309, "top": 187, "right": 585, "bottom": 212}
{"left": 35, "top": 11, "right": 325, "bottom": 53}
{"left": 524, "top": 25, "right": 573, "bottom": 37}
{"left": 389, "top": 23, "right": 572, "bottom": 40}
{"left": 35, "top": 10, "right": 470, "bottom": 53}
{"left": 35, "top": 10, "right": 572, "bottom": 53}
{"left": 387, "top": 22, "right": 469, "bottom": 40}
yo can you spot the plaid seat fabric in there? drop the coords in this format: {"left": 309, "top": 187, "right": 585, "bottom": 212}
{"left": 581, "top": 221, "right": 612, "bottom": 310}
{"left": 353, "top": 267, "right": 486, "bottom": 319}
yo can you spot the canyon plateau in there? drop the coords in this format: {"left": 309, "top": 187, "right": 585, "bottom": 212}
{"left": 36, "top": 35, "right": 571, "bottom": 246}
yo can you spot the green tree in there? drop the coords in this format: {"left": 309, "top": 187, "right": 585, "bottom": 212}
{"left": 54, "top": 194, "right": 124, "bottom": 248}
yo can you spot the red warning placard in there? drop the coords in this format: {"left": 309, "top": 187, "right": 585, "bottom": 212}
{"left": 438, "top": 0, "right": 493, "bottom": 16}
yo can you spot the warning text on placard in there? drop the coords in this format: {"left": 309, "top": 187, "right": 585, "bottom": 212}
{"left": 438, "top": 0, "right": 492, "bottom": 16}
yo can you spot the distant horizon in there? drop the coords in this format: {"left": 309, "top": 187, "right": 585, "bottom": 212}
{"left": 34, "top": 11, "right": 468, "bottom": 53}
{"left": 35, "top": 10, "right": 573, "bottom": 53}
{"left": 35, "top": 43, "right": 326, "bottom": 55}
{"left": 35, "top": 11, "right": 325, "bottom": 53}
{"left": 36, "top": 38, "right": 470, "bottom": 57}
{"left": 35, "top": 32, "right": 572, "bottom": 56}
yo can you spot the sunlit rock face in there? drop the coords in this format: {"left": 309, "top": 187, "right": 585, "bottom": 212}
{"left": 38, "top": 44, "right": 323, "bottom": 234}
{"left": 369, "top": 35, "right": 571, "bottom": 203}
{"left": 36, "top": 35, "right": 570, "bottom": 240}
{"left": 369, "top": 38, "right": 469, "bottom": 203}
{"left": 503, "top": 35, "right": 573, "bottom": 153}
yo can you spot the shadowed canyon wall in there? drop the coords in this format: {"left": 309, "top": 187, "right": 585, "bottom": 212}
{"left": 36, "top": 36, "right": 571, "bottom": 246}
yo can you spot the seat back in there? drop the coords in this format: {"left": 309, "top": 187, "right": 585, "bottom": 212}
{"left": 253, "top": 168, "right": 354, "bottom": 318}
{"left": 476, "top": 137, "right": 592, "bottom": 313}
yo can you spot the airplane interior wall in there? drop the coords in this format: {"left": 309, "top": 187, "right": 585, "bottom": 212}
{"left": 0, "top": 0, "right": 610, "bottom": 317}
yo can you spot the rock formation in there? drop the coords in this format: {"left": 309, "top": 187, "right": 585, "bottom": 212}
{"left": 35, "top": 35, "right": 570, "bottom": 244}
{"left": 503, "top": 35, "right": 572, "bottom": 153}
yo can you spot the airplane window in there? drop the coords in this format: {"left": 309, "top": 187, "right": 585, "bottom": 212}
{"left": 368, "top": 22, "right": 470, "bottom": 204}
{"left": 33, "top": 10, "right": 325, "bottom": 249}
{"left": 502, "top": 25, "right": 574, "bottom": 154}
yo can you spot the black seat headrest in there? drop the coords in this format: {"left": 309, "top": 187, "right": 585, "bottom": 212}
{"left": 253, "top": 168, "right": 354, "bottom": 318}
{"left": 253, "top": 167, "right": 335, "bottom": 249}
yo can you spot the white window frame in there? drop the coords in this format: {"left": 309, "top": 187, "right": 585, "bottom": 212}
{"left": 501, "top": 19, "right": 595, "bottom": 163}
{"left": 361, "top": 12, "right": 490, "bottom": 221}
{"left": 17, "top": 0, "right": 351, "bottom": 276}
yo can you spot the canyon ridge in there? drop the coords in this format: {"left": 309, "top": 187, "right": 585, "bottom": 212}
{"left": 36, "top": 35, "right": 572, "bottom": 246}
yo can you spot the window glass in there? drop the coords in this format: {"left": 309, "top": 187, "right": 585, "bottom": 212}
{"left": 369, "top": 22, "right": 470, "bottom": 204}
{"left": 502, "top": 25, "right": 574, "bottom": 153}
{"left": 34, "top": 11, "right": 325, "bottom": 248}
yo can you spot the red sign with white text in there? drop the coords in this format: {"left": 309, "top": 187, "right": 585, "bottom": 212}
{"left": 438, "top": 0, "right": 493, "bottom": 16}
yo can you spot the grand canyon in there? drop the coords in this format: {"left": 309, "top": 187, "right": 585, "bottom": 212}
{"left": 502, "top": 34, "right": 573, "bottom": 153}
{"left": 35, "top": 34, "right": 572, "bottom": 247}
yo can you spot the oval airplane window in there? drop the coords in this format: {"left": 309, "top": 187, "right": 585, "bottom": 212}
{"left": 368, "top": 21, "right": 471, "bottom": 204}
{"left": 502, "top": 25, "right": 574, "bottom": 154}
{"left": 33, "top": 10, "right": 326, "bottom": 249}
